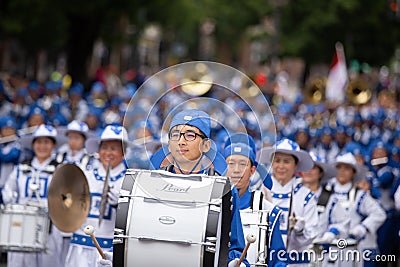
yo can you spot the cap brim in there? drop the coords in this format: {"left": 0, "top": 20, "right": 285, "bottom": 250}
{"left": 58, "top": 126, "right": 98, "bottom": 139}
{"left": 258, "top": 147, "right": 314, "bottom": 172}
{"left": 334, "top": 161, "right": 365, "bottom": 183}
{"left": 317, "top": 162, "right": 338, "bottom": 185}
{"left": 19, "top": 135, "right": 68, "bottom": 150}
{"left": 85, "top": 137, "right": 101, "bottom": 154}
{"left": 255, "top": 164, "right": 272, "bottom": 190}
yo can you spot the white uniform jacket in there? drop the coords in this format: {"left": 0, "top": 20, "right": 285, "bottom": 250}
{"left": 270, "top": 177, "right": 319, "bottom": 252}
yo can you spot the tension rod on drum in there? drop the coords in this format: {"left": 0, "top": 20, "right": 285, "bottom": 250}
{"left": 113, "top": 235, "right": 217, "bottom": 247}
{"left": 119, "top": 194, "right": 222, "bottom": 206}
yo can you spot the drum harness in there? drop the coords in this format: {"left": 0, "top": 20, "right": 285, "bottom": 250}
{"left": 250, "top": 190, "right": 270, "bottom": 266}
{"left": 18, "top": 159, "right": 60, "bottom": 233}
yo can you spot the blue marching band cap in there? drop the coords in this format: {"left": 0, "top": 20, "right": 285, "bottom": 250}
{"left": 224, "top": 142, "right": 256, "bottom": 165}
{"left": 168, "top": 109, "right": 211, "bottom": 138}
{"left": 223, "top": 132, "right": 273, "bottom": 190}
{"left": 0, "top": 116, "right": 17, "bottom": 129}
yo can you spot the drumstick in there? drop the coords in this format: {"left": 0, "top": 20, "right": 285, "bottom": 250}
{"left": 84, "top": 225, "right": 106, "bottom": 259}
{"left": 236, "top": 234, "right": 256, "bottom": 267}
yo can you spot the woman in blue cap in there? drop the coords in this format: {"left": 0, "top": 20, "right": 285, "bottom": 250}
{"left": 223, "top": 133, "right": 286, "bottom": 266}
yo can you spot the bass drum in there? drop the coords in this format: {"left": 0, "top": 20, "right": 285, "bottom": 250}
{"left": 113, "top": 169, "right": 231, "bottom": 267}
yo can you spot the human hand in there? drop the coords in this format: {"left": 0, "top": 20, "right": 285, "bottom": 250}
{"left": 293, "top": 216, "right": 305, "bottom": 233}
{"left": 314, "top": 231, "right": 336, "bottom": 244}
{"left": 349, "top": 224, "right": 367, "bottom": 240}
{"left": 97, "top": 251, "right": 113, "bottom": 267}
{"left": 107, "top": 186, "right": 119, "bottom": 206}
{"left": 228, "top": 258, "right": 246, "bottom": 267}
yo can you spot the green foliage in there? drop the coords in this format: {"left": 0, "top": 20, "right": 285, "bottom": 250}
{"left": 0, "top": 0, "right": 399, "bottom": 78}
{"left": 280, "top": 0, "right": 400, "bottom": 65}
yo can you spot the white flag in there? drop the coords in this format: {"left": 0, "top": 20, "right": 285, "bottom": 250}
{"left": 326, "top": 42, "right": 348, "bottom": 104}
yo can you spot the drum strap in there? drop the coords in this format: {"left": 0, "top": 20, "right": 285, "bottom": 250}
{"left": 218, "top": 186, "right": 231, "bottom": 267}
{"left": 250, "top": 190, "right": 263, "bottom": 211}
{"left": 317, "top": 186, "right": 333, "bottom": 208}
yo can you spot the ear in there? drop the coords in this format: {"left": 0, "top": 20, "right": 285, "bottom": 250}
{"left": 250, "top": 165, "right": 257, "bottom": 176}
{"left": 201, "top": 138, "right": 211, "bottom": 153}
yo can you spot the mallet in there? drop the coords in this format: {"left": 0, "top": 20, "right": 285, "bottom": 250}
{"left": 84, "top": 225, "right": 106, "bottom": 260}
{"left": 236, "top": 233, "right": 256, "bottom": 267}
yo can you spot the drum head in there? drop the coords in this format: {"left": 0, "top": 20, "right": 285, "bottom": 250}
{"left": 48, "top": 163, "right": 90, "bottom": 232}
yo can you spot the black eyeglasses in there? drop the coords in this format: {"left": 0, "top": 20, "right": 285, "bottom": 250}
{"left": 169, "top": 131, "right": 205, "bottom": 141}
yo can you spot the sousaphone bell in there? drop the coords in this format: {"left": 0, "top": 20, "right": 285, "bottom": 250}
{"left": 180, "top": 62, "right": 213, "bottom": 96}
{"left": 48, "top": 163, "right": 90, "bottom": 232}
{"left": 346, "top": 78, "right": 372, "bottom": 105}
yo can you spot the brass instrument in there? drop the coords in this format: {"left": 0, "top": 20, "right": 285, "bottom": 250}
{"left": 180, "top": 62, "right": 213, "bottom": 96}
{"left": 48, "top": 164, "right": 90, "bottom": 232}
{"left": 240, "top": 78, "right": 260, "bottom": 99}
{"left": 304, "top": 78, "right": 326, "bottom": 104}
{"left": 346, "top": 78, "right": 372, "bottom": 105}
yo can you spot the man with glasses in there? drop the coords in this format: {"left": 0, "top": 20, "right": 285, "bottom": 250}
{"left": 163, "top": 110, "right": 249, "bottom": 266}
{"left": 98, "top": 110, "right": 249, "bottom": 267}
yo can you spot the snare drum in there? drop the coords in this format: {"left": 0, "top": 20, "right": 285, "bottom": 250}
{"left": 0, "top": 204, "right": 49, "bottom": 252}
{"left": 240, "top": 209, "right": 270, "bottom": 266}
{"left": 114, "top": 169, "right": 231, "bottom": 267}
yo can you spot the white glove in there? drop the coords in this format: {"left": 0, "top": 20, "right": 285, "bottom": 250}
{"left": 314, "top": 231, "right": 336, "bottom": 244}
{"left": 228, "top": 258, "right": 246, "bottom": 267}
{"left": 349, "top": 224, "right": 367, "bottom": 240}
{"left": 97, "top": 251, "right": 113, "bottom": 267}
{"left": 293, "top": 216, "right": 306, "bottom": 233}
{"left": 107, "top": 186, "right": 119, "bottom": 206}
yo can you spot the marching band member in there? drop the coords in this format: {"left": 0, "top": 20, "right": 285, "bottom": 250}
{"left": 0, "top": 116, "right": 21, "bottom": 204}
{"left": 366, "top": 140, "right": 399, "bottom": 263}
{"left": 328, "top": 153, "right": 386, "bottom": 267}
{"left": 157, "top": 109, "right": 249, "bottom": 267}
{"left": 301, "top": 152, "right": 353, "bottom": 266}
{"left": 65, "top": 125, "right": 128, "bottom": 267}
{"left": 98, "top": 110, "right": 249, "bottom": 267}
{"left": 259, "top": 138, "right": 319, "bottom": 266}
{"left": 56, "top": 120, "right": 93, "bottom": 166}
{"left": 223, "top": 133, "right": 287, "bottom": 266}
{"left": 2, "top": 124, "right": 65, "bottom": 267}
{"left": 55, "top": 120, "right": 95, "bottom": 265}
{"left": 301, "top": 152, "right": 349, "bottom": 243}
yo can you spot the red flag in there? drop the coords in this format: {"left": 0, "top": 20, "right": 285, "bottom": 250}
{"left": 325, "top": 42, "right": 348, "bottom": 104}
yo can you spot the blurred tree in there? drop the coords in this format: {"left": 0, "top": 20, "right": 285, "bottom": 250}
{"left": 0, "top": 0, "right": 138, "bottom": 85}
{"left": 279, "top": 0, "right": 400, "bottom": 66}
{"left": 0, "top": 0, "right": 399, "bottom": 83}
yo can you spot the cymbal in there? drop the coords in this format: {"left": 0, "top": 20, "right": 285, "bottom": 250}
{"left": 48, "top": 163, "right": 90, "bottom": 232}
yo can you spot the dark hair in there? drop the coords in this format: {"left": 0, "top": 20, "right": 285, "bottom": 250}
{"left": 33, "top": 136, "right": 56, "bottom": 144}
{"left": 292, "top": 155, "right": 299, "bottom": 165}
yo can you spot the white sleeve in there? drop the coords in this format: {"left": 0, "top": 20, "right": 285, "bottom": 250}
{"left": 357, "top": 192, "right": 386, "bottom": 233}
{"left": 2, "top": 167, "right": 19, "bottom": 204}
{"left": 394, "top": 185, "right": 400, "bottom": 211}
{"left": 289, "top": 194, "right": 319, "bottom": 248}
